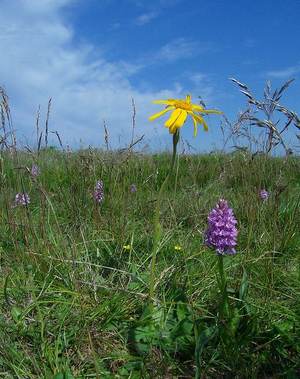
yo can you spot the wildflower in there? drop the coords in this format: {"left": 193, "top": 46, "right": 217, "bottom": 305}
{"left": 123, "top": 244, "right": 131, "bottom": 251}
{"left": 259, "top": 189, "right": 269, "bottom": 201}
{"left": 93, "top": 180, "right": 104, "bottom": 204}
{"left": 149, "top": 94, "right": 222, "bottom": 136}
{"left": 205, "top": 199, "right": 238, "bottom": 255}
{"left": 31, "top": 164, "right": 40, "bottom": 177}
{"left": 130, "top": 184, "right": 137, "bottom": 193}
{"left": 174, "top": 245, "right": 182, "bottom": 251}
{"left": 14, "top": 192, "right": 30, "bottom": 207}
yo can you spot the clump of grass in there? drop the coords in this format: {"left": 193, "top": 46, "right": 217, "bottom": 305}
{"left": 0, "top": 149, "right": 299, "bottom": 378}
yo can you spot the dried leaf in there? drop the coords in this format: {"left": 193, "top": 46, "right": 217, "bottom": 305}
{"left": 277, "top": 78, "right": 295, "bottom": 98}
{"left": 229, "top": 77, "right": 248, "bottom": 90}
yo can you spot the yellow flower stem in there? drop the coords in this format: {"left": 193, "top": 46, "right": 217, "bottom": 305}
{"left": 149, "top": 129, "right": 179, "bottom": 303}
{"left": 174, "top": 149, "right": 180, "bottom": 196}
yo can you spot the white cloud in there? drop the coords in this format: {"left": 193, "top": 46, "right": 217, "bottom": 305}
{"left": 135, "top": 11, "right": 159, "bottom": 25}
{"left": 154, "top": 38, "right": 216, "bottom": 63}
{"left": 20, "top": 0, "right": 73, "bottom": 14}
{"left": 0, "top": 0, "right": 182, "bottom": 148}
{"left": 189, "top": 73, "right": 209, "bottom": 85}
{"left": 128, "top": 0, "right": 182, "bottom": 7}
{"left": 0, "top": 0, "right": 219, "bottom": 150}
{"left": 266, "top": 65, "right": 300, "bottom": 79}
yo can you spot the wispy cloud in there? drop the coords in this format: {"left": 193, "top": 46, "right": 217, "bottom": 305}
{"left": 243, "top": 38, "right": 256, "bottom": 48}
{"left": 129, "top": 0, "right": 183, "bottom": 8}
{"left": 242, "top": 59, "right": 259, "bottom": 66}
{"left": 0, "top": 0, "right": 183, "bottom": 147}
{"left": 135, "top": 11, "right": 159, "bottom": 25}
{"left": 154, "top": 38, "right": 216, "bottom": 63}
{"left": 109, "top": 22, "right": 121, "bottom": 30}
{"left": 266, "top": 64, "right": 300, "bottom": 79}
{"left": 189, "top": 73, "right": 209, "bottom": 85}
{"left": 188, "top": 73, "right": 215, "bottom": 102}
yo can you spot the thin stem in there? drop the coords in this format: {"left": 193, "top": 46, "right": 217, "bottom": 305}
{"left": 217, "top": 254, "right": 229, "bottom": 319}
{"left": 149, "top": 130, "right": 179, "bottom": 302}
{"left": 218, "top": 255, "right": 225, "bottom": 288}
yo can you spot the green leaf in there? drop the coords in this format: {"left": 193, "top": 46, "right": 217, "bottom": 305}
{"left": 11, "top": 306, "right": 22, "bottom": 323}
{"left": 53, "top": 374, "right": 64, "bottom": 379}
{"left": 176, "top": 302, "right": 189, "bottom": 321}
{"left": 239, "top": 269, "right": 248, "bottom": 301}
{"left": 195, "top": 325, "right": 217, "bottom": 379}
{"left": 229, "top": 308, "right": 241, "bottom": 337}
{"left": 53, "top": 372, "right": 74, "bottom": 379}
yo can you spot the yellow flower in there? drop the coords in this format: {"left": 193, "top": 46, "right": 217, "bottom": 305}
{"left": 149, "top": 94, "right": 222, "bottom": 136}
{"left": 123, "top": 244, "right": 131, "bottom": 251}
{"left": 174, "top": 245, "right": 182, "bottom": 251}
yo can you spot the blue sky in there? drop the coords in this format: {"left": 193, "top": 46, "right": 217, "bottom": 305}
{"left": 1, "top": 0, "right": 300, "bottom": 151}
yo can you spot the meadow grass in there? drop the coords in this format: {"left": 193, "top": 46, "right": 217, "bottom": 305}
{"left": 0, "top": 148, "right": 299, "bottom": 378}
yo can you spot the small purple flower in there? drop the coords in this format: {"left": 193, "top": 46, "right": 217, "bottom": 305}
{"left": 14, "top": 192, "right": 30, "bottom": 207}
{"left": 259, "top": 189, "right": 269, "bottom": 201}
{"left": 93, "top": 180, "right": 104, "bottom": 204}
{"left": 205, "top": 199, "right": 238, "bottom": 255}
{"left": 31, "top": 164, "right": 40, "bottom": 177}
{"left": 130, "top": 184, "right": 137, "bottom": 193}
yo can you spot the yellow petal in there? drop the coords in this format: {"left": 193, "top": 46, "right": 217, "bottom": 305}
{"left": 202, "top": 118, "right": 208, "bottom": 131}
{"left": 149, "top": 106, "right": 174, "bottom": 121}
{"left": 169, "top": 124, "right": 177, "bottom": 134}
{"left": 192, "top": 105, "right": 222, "bottom": 114}
{"left": 191, "top": 104, "right": 205, "bottom": 112}
{"left": 164, "top": 108, "right": 182, "bottom": 128}
{"left": 185, "top": 94, "right": 191, "bottom": 104}
{"left": 201, "top": 109, "right": 222, "bottom": 115}
{"left": 165, "top": 109, "right": 188, "bottom": 129}
{"left": 191, "top": 115, "right": 198, "bottom": 136}
{"left": 174, "top": 109, "right": 187, "bottom": 128}
{"left": 193, "top": 114, "right": 209, "bottom": 131}
{"left": 153, "top": 99, "right": 176, "bottom": 106}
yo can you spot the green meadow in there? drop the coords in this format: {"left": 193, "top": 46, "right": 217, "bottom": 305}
{"left": 0, "top": 149, "right": 299, "bottom": 378}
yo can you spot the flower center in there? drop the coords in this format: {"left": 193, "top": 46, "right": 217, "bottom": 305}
{"left": 174, "top": 100, "right": 193, "bottom": 111}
